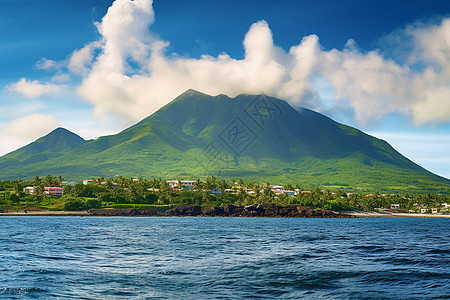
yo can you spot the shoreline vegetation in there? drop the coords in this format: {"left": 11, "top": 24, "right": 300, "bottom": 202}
{"left": 1, "top": 175, "right": 449, "bottom": 218}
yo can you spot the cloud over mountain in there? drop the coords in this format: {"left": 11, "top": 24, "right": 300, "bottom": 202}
{"left": 6, "top": 0, "right": 450, "bottom": 127}
{"left": 0, "top": 114, "right": 60, "bottom": 156}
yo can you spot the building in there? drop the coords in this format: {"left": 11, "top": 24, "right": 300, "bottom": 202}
{"left": 245, "top": 189, "right": 256, "bottom": 195}
{"left": 83, "top": 180, "right": 94, "bottom": 185}
{"left": 44, "top": 187, "right": 64, "bottom": 197}
{"left": 23, "top": 186, "right": 34, "bottom": 194}
{"left": 224, "top": 188, "right": 239, "bottom": 194}
{"left": 210, "top": 188, "right": 222, "bottom": 196}
{"left": 166, "top": 180, "right": 197, "bottom": 190}
{"left": 270, "top": 185, "right": 284, "bottom": 194}
{"left": 390, "top": 204, "right": 400, "bottom": 211}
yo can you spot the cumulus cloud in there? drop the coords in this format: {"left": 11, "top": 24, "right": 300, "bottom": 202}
{"left": 7, "top": 0, "right": 450, "bottom": 127}
{"left": 6, "top": 78, "right": 67, "bottom": 98}
{"left": 0, "top": 114, "right": 60, "bottom": 155}
{"left": 1, "top": 114, "right": 60, "bottom": 139}
{"left": 35, "top": 58, "right": 63, "bottom": 71}
{"left": 68, "top": 41, "right": 102, "bottom": 76}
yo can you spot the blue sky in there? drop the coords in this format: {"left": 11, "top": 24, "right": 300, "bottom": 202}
{"left": 1, "top": 0, "right": 450, "bottom": 179}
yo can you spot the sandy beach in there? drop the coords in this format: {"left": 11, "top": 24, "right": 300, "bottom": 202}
{"left": 346, "top": 211, "right": 450, "bottom": 218}
{"left": 0, "top": 210, "right": 89, "bottom": 216}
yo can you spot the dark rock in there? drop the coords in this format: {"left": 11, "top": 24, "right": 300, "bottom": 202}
{"left": 87, "top": 205, "right": 350, "bottom": 218}
{"left": 201, "top": 206, "right": 216, "bottom": 215}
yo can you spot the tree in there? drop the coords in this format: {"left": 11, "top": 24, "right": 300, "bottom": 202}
{"left": 44, "top": 175, "right": 55, "bottom": 187}
{"left": 262, "top": 186, "right": 275, "bottom": 204}
{"left": 194, "top": 178, "right": 203, "bottom": 191}
{"left": 57, "top": 176, "right": 64, "bottom": 186}
{"left": 237, "top": 178, "right": 245, "bottom": 188}
{"left": 33, "top": 176, "right": 41, "bottom": 186}
{"left": 34, "top": 185, "right": 44, "bottom": 196}
{"left": 12, "top": 178, "right": 23, "bottom": 194}
{"left": 63, "top": 197, "right": 86, "bottom": 211}
{"left": 217, "top": 179, "right": 229, "bottom": 193}
{"left": 254, "top": 184, "right": 262, "bottom": 203}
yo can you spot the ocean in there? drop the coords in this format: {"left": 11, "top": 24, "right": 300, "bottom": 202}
{"left": 0, "top": 217, "right": 448, "bottom": 299}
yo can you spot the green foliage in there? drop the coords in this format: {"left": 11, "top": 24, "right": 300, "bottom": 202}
{"left": 0, "top": 176, "right": 449, "bottom": 213}
{"left": 63, "top": 197, "right": 86, "bottom": 211}
{"left": 0, "top": 128, "right": 86, "bottom": 162}
{"left": 0, "top": 91, "right": 449, "bottom": 194}
{"left": 62, "top": 196, "right": 102, "bottom": 211}
{"left": 85, "top": 198, "right": 102, "bottom": 209}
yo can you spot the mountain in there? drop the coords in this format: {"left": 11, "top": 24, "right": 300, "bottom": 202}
{"left": 0, "top": 128, "right": 87, "bottom": 179}
{"left": 0, "top": 90, "right": 449, "bottom": 193}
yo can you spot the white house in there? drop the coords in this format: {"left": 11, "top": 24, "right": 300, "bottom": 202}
{"left": 23, "top": 186, "right": 34, "bottom": 194}
{"left": 270, "top": 185, "right": 284, "bottom": 193}
{"left": 390, "top": 204, "right": 400, "bottom": 211}
{"left": 166, "top": 180, "right": 197, "bottom": 190}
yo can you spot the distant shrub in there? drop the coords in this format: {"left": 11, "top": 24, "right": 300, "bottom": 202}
{"left": 63, "top": 197, "right": 86, "bottom": 211}
{"left": 85, "top": 198, "right": 102, "bottom": 209}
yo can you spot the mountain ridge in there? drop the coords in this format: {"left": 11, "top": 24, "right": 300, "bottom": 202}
{"left": 0, "top": 90, "right": 448, "bottom": 193}
{"left": 1, "top": 127, "right": 87, "bottom": 162}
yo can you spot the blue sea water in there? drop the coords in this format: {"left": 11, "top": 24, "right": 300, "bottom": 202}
{"left": 0, "top": 217, "right": 448, "bottom": 299}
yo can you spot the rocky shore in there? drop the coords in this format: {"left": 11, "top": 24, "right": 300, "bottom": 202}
{"left": 88, "top": 204, "right": 351, "bottom": 218}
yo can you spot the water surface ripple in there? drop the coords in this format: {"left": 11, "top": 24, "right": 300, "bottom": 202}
{"left": 0, "top": 217, "right": 448, "bottom": 299}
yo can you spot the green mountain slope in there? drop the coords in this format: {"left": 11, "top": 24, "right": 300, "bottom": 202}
{"left": 0, "top": 90, "right": 449, "bottom": 193}
{"left": 0, "top": 128, "right": 87, "bottom": 179}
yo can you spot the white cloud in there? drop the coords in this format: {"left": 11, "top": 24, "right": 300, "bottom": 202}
{"left": 6, "top": 78, "right": 67, "bottom": 98}
{"left": 51, "top": 73, "right": 71, "bottom": 83}
{"left": 35, "top": 58, "right": 62, "bottom": 71}
{"left": 68, "top": 41, "right": 101, "bottom": 76}
{"left": 6, "top": 0, "right": 450, "bottom": 128}
{"left": 0, "top": 114, "right": 60, "bottom": 156}
{"left": 1, "top": 114, "right": 60, "bottom": 139}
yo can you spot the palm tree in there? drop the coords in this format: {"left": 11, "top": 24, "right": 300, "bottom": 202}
{"left": 263, "top": 185, "right": 275, "bottom": 204}
{"left": 254, "top": 185, "right": 262, "bottom": 203}
{"left": 12, "top": 178, "right": 23, "bottom": 194}
{"left": 217, "top": 179, "right": 229, "bottom": 194}
{"left": 285, "top": 183, "right": 294, "bottom": 191}
{"left": 57, "top": 176, "right": 64, "bottom": 186}
{"left": 159, "top": 181, "right": 173, "bottom": 203}
{"left": 194, "top": 178, "right": 203, "bottom": 191}
{"left": 34, "top": 185, "right": 44, "bottom": 196}
{"left": 33, "top": 176, "right": 41, "bottom": 186}
{"left": 237, "top": 178, "right": 245, "bottom": 189}
{"left": 44, "top": 175, "right": 54, "bottom": 187}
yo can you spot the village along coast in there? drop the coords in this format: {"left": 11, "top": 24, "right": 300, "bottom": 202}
{"left": 1, "top": 176, "right": 449, "bottom": 218}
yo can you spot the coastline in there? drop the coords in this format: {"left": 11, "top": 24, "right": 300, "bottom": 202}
{"left": 345, "top": 211, "right": 450, "bottom": 218}
{"left": 0, "top": 210, "right": 89, "bottom": 216}
{"left": 0, "top": 207, "right": 449, "bottom": 218}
